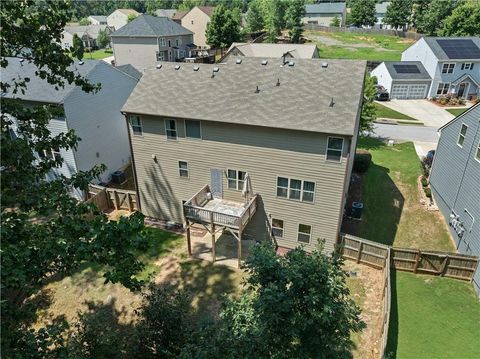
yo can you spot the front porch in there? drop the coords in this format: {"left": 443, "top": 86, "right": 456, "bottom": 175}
{"left": 183, "top": 185, "right": 258, "bottom": 268}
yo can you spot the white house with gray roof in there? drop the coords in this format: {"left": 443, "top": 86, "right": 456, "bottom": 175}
{"left": 111, "top": 14, "right": 193, "bottom": 71}
{"left": 302, "top": 2, "right": 346, "bottom": 26}
{"left": 374, "top": 2, "right": 391, "bottom": 29}
{"left": 61, "top": 24, "right": 113, "bottom": 49}
{"left": 121, "top": 57, "right": 366, "bottom": 260}
{"left": 2, "top": 58, "right": 138, "bottom": 200}
{"left": 222, "top": 43, "right": 319, "bottom": 62}
{"left": 372, "top": 37, "right": 480, "bottom": 99}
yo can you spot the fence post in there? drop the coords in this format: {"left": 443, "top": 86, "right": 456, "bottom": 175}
{"left": 127, "top": 193, "right": 134, "bottom": 212}
{"left": 357, "top": 242, "right": 363, "bottom": 263}
{"left": 440, "top": 255, "right": 449, "bottom": 277}
{"left": 413, "top": 249, "right": 421, "bottom": 273}
{"left": 113, "top": 190, "right": 119, "bottom": 210}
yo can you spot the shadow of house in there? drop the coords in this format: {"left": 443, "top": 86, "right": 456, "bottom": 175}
{"left": 385, "top": 269, "right": 399, "bottom": 358}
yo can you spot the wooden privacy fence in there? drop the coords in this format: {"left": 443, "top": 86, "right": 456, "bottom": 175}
{"left": 87, "top": 184, "right": 138, "bottom": 212}
{"left": 379, "top": 249, "right": 391, "bottom": 359}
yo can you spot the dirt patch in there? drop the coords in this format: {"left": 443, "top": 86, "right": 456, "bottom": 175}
{"left": 344, "top": 260, "right": 384, "bottom": 359}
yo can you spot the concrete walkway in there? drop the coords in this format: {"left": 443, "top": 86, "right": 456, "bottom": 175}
{"left": 378, "top": 99, "right": 456, "bottom": 127}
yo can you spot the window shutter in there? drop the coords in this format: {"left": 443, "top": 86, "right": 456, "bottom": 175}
{"left": 461, "top": 63, "right": 465, "bottom": 70}
{"left": 471, "top": 63, "right": 474, "bottom": 70}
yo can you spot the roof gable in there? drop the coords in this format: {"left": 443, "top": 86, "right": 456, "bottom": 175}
{"left": 196, "top": 6, "right": 215, "bottom": 18}
{"left": 110, "top": 14, "right": 193, "bottom": 37}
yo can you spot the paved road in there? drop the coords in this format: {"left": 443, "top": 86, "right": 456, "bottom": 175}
{"left": 372, "top": 123, "right": 439, "bottom": 143}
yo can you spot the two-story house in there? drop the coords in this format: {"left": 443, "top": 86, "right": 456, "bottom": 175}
{"left": 2, "top": 58, "right": 139, "bottom": 199}
{"left": 372, "top": 37, "right": 480, "bottom": 99}
{"left": 111, "top": 14, "right": 194, "bottom": 71}
{"left": 180, "top": 6, "right": 215, "bottom": 49}
{"left": 374, "top": 2, "right": 391, "bottom": 29}
{"left": 429, "top": 104, "right": 480, "bottom": 294}
{"left": 121, "top": 58, "right": 366, "bottom": 263}
{"left": 302, "top": 2, "right": 346, "bottom": 27}
{"left": 61, "top": 24, "right": 113, "bottom": 50}
{"left": 107, "top": 8, "right": 140, "bottom": 30}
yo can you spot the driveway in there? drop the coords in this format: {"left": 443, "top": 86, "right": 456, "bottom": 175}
{"left": 378, "top": 99, "right": 455, "bottom": 127}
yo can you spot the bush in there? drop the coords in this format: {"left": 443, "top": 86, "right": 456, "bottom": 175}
{"left": 439, "top": 96, "right": 447, "bottom": 105}
{"left": 353, "top": 150, "right": 372, "bottom": 173}
{"left": 421, "top": 177, "right": 428, "bottom": 187}
{"left": 424, "top": 187, "right": 432, "bottom": 198}
{"left": 459, "top": 97, "right": 466, "bottom": 105}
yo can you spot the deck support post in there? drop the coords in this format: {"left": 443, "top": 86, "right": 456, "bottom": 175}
{"left": 186, "top": 219, "right": 192, "bottom": 257}
{"left": 210, "top": 211, "right": 216, "bottom": 263}
{"left": 238, "top": 228, "right": 242, "bottom": 269}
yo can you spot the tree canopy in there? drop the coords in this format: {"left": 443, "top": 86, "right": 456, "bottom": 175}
{"left": 440, "top": 0, "right": 480, "bottom": 36}
{"left": 246, "top": 0, "right": 264, "bottom": 33}
{"left": 383, "top": 0, "right": 412, "bottom": 30}
{"left": 412, "top": 0, "right": 457, "bottom": 35}
{"left": 206, "top": 4, "right": 242, "bottom": 48}
{"left": 284, "top": 0, "right": 305, "bottom": 44}
{"left": 97, "top": 29, "right": 111, "bottom": 48}
{"left": 360, "top": 75, "right": 377, "bottom": 133}
{"left": 350, "top": 0, "right": 377, "bottom": 27}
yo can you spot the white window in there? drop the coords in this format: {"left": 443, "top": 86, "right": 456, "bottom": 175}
{"left": 180, "top": 50, "right": 185, "bottom": 58}
{"left": 297, "top": 224, "right": 311, "bottom": 243}
{"left": 436, "top": 83, "right": 450, "bottom": 95}
{"left": 179, "top": 161, "right": 189, "bottom": 177}
{"left": 156, "top": 52, "right": 164, "bottom": 61}
{"left": 130, "top": 115, "right": 142, "bottom": 136}
{"left": 442, "top": 63, "right": 455, "bottom": 74}
{"left": 457, "top": 123, "right": 468, "bottom": 147}
{"left": 38, "top": 148, "right": 61, "bottom": 161}
{"left": 475, "top": 141, "right": 480, "bottom": 162}
{"left": 165, "top": 119, "right": 177, "bottom": 140}
{"left": 276, "top": 177, "right": 315, "bottom": 203}
{"left": 462, "top": 63, "right": 474, "bottom": 70}
{"left": 227, "top": 169, "right": 246, "bottom": 190}
{"left": 52, "top": 147, "right": 61, "bottom": 161}
{"left": 271, "top": 218, "right": 284, "bottom": 238}
{"left": 64, "top": 42, "right": 70, "bottom": 48}
{"left": 168, "top": 39, "right": 171, "bottom": 47}
{"left": 159, "top": 38, "right": 166, "bottom": 47}
{"left": 185, "top": 120, "right": 201, "bottom": 139}
{"left": 326, "top": 137, "right": 344, "bottom": 162}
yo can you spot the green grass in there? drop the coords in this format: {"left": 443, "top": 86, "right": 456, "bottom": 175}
{"left": 375, "top": 102, "right": 417, "bottom": 121}
{"left": 387, "top": 271, "right": 480, "bottom": 359}
{"left": 357, "top": 137, "right": 454, "bottom": 251}
{"left": 447, "top": 108, "right": 469, "bottom": 116}
{"left": 83, "top": 49, "right": 113, "bottom": 60}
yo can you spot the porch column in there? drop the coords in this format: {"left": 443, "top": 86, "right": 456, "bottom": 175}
{"left": 210, "top": 211, "right": 216, "bottom": 263}
{"left": 237, "top": 228, "right": 242, "bottom": 269}
{"left": 186, "top": 218, "right": 192, "bottom": 257}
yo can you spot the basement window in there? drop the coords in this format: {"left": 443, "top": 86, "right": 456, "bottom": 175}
{"left": 297, "top": 224, "right": 311, "bottom": 243}
{"left": 457, "top": 123, "right": 468, "bottom": 147}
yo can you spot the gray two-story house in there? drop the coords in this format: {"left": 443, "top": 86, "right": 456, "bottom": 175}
{"left": 121, "top": 58, "right": 366, "bottom": 265}
{"left": 429, "top": 104, "right": 480, "bottom": 294}
{"left": 111, "top": 14, "right": 194, "bottom": 71}
{"left": 372, "top": 37, "right": 480, "bottom": 99}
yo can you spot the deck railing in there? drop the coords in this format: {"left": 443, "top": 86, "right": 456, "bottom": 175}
{"left": 184, "top": 185, "right": 258, "bottom": 231}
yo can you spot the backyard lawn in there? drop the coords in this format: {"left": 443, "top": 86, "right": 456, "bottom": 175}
{"left": 357, "top": 137, "right": 454, "bottom": 251}
{"left": 446, "top": 107, "right": 469, "bottom": 116}
{"left": 84, "top": 49, "right": 113, "bottom": 60}
{"left": 304, "top": 30, "right": 414, "bottom": 61}
{"left": 375, "top": 102, "right": 417, "bottom": 121}
{"left": 386, "top": 271, "right": 480, "bottom": 359}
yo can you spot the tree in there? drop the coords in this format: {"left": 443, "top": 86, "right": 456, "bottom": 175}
{"left": 97, "top": 29, "right": 111, "bottom": 48}
{"left": 128, "top": 13, "right": 138, "bottom": 22}
{"left": 284, "top": 0, "right": 305, "bottom": 43}
{"left": 145, "top": 0, "right": 175, "bottom": 15}
{"left": 206, "top": 4, "right": 241, "bottom": 49}
{"left": 383, "top": 0, "right": 412, "bottom": 30}
{"left": 350, "top": 0, "right": 376, "bottom": 27}
{"left": 246, "top": 0, "right": 264, "bottom": 33}
{"left": 262, "top": 0, "right": 286, "bottom": 43}
{"left": 361, "top": 75, "right": 377, "bottom": 133}
{"left": 412, "top": 0, "right": 457, "bottom": 35}
{"left": 1, "top": 1, "right": 147, "bottom": 355}
{"left": 72, "top": 33, "right": 85, "bottom": 60}
{"left": 79, "top": 17, "right": 90, "bottom": 25}
{"left": 440, "top": 0, "right": 480, "bottom": 36}
{"left": 330, "top": 15, "right": 341, "bottom": 27}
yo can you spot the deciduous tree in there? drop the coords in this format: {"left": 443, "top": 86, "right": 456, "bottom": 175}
{"left": 383, "top": 0, "right": 412, "bottom": 30}
{"left": 246, "top": 0, "right": 264, "bottom": 33}
{"left": 361, "top": 74, "right": 377, "bottom": 133}
{"left": 412, "top": 0, "right": 457, "bottom": 35}
{"left": 206, "top": 4, "right": 241, "bottom": 49}
{"left": 284, "top": 0, "right": 305, "bottom": 43}
{"left": 97, "top": 29, "right": 111, "bottom": 48}
{"left": 440, "top": 0, "right": 480, "bottom": 36}
{"left": 330, "top": 15, "right": 341, "bottom": 27}
{"left": 350, "top": 0, "right": 376, "bottom": 27}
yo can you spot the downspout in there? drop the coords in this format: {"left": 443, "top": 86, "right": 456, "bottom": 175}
{"left": 122, "top": 111, "right": 142, "bottom": 212}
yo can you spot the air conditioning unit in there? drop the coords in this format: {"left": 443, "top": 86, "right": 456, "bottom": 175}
{"left": 111, "top": 170, "right": 126, "bottom": 184}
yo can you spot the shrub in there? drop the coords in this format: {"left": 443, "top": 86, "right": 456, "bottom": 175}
{"left": 439, "top": 96, "right": 447, "bottom": 105}
{"left": 431, "top": 96, "right": 438, "bottom": 102}
{"left": 450, "top": 97, "right": 458, "bottom": 105}
{"left": 421, "top": 177, "right": 428, "bottom": 187}
{"left": 458, "top": 97, "right": 466, "bottom": 105}
{"left": 353, "top": 150, "right": 372, "bottom": 173}
{"left": 424, "top": 187, "right": 432, "bottom": 198}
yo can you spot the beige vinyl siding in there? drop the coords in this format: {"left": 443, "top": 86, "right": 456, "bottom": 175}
{"left": 129, "top": 115, "right": 351, "bottom": 253}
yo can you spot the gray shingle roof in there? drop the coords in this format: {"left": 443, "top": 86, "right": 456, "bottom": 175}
{"left": 89, "top": 15, "right": 107, "bottom": 23}
{"left": 154, "top": 9, "right": 176, "bottom": 18}
{"left": 116, "top": 64, "right": 143, "bottom": 81}
{"left": 383, "top": 61, "right": 431, "bottom": 80}
{"left": 1, "top": 58, "right": 99, "bottom": 103}
{"left": 225, "top": 43, "right": 318, "bottom": 59}
{"left": 110, "top": 14, "right": 192, "bottom": 37}
{"left": 305, "top": 2, "right": 346, "bottom": 14}
{"left": 423, "top": 37, "right": 480, "bottom": 60}
{"left": 122, "top": 58, "right": 366, "bottom": 136}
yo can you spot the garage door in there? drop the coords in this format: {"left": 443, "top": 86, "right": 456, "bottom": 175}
{"left": 391, "top": 84, "right": 428, "bottom": 99}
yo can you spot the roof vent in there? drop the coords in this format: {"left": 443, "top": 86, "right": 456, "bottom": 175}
{"left": 193, "top": 65, "right": 199, "bottom": 71}
{"left": 261, "top": 59, "right": 268, "bottom": 66}
{"left": 78, "top": 60, "right": 84, "bottom": 65}
{"left": 276, "top": 78, "right": 280, "bottom": 87}
{"left": 236, "top": 58, "right": 242, "bottom": 64}
{"left": 213, "top": 67, "right": 219, "bottom": 72}
{"left": 321, "top": 62, "right": 328, "bottom": 68}
{"left": 19, "top": 58, "right": 25, "bottom": 63}
{"left": 156, "top": 63, "right": 162, "bottom": 69}
{"left": 329, "top": 97, "right": 335, "bottom": 107}
{"left": 174, "top": 64, "right": 181, "bottom": 70}
{"left": 254, "top": 85, "right": 260, "bottom": 93}
{"left": 288, "top": 61, "right": 295, "bottom": 67}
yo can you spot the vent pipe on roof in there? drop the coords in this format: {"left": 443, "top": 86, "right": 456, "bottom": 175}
{"left": 236, "top": 58, "right": 242, "bottom": 64}
{"left": 321, "top": 62, "right": 328, "bottom": 68}
{"left": 329, "top": 97, "right": 335, "bottom": 107}
{"left": 156, "top": 64, "right": 162, "bottom": 69}
{"left": 78, "top": 61, "right": 84, "bottom": 65}
{"left": 276, "top": 78, "right": 280, "bottom": 87}
{"left": 175, "top": 64, "right": 181, "bottom": 70}
{"left": 255, "top": 85, "right": 260, "bottom": 93}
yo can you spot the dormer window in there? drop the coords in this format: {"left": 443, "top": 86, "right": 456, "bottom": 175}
{"left": 462, "top": 63, "right": 474, "bottom": 70}
{"left": 442, "top": 63, "right": 455, "bottom": 74}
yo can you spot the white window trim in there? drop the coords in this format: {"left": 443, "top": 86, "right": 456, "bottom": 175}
{"left": 297, "top": 224, "right": 312, "bottom": 244}
{"left": 436, "top": 82, "right": 450, "bottom": 96}
{"left": 130, "top": 115, "right": 143, "bottom": 136}
{"left": 178, "top": 160, "right": 189, "bottom": 178}
{"left": 184, "top": 119, "right": 202, "bottom": 140}
{"left": 276, "top": 176, "right": 316, "bottom": 204}
{"left": 227, "top": 169, "right": 246, "bottom": 191}
{"left": 442, "top": 63, "right": 455, "bottom": 74}
{"left": 475, "top": 141, "right": 480, "bottom": 163}
{"left": 271, "top": 218, "right": 284, "bottom": 238}
{"left": 463, "top": 62, "right": 473, "bottom": 70}
{"left": 326, "top": 136, "right": 344, "bottom": 163}
{"left": 159, "top": 38, "right": 166, "bottom": 47}
{"left": 165, "top": 118, "right": 178, "bottom": 140}
{"left": 457, "top": 123, "right": 468, "bottom": 148}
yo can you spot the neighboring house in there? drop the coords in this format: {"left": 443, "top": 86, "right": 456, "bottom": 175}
{"left": 121, "top": 58, "right": 366, "bottom": 255}
{"left": 172, "top": 10, "right": 188, "bottom": 24}
{"left": 374, "top": 2, "right": 391, "bottom": 29}
{"left": 61, "top": 24, "right": 113, "bottom": 49}
{"left": 222, "top": 43, "right": 319, "bottom": 62}
{"left": 2, "top": 58, "right": 139, "bottom": 199}
{"left": 107, "top": 8, "right": 140, "bottom": 30}
{"left": 111, "top": 14, "right": 194, "bottom": 70}
{"left": 429, "top": 104, "right": 480, "bottom": 294}
{"left": 371, "top": 61, "right": 432, "bottom": 99}
{"left": 372, "top": 37, "right": 480, "bottom": 99}
{"left": 180, "top": 6, "right": 215, "bottom": 49}
{"left": 154, "top": 9, "right": 177, "bottom": 18}
{"left": 88, "top": 15, "right": 107, "bottom": 25}
{"left": 302, "top": 2, "right": 346, "bottom": 27}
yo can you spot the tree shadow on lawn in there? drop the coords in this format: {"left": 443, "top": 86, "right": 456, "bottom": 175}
{"left": 385, "top": 269, "right": 399, "bottom": 358}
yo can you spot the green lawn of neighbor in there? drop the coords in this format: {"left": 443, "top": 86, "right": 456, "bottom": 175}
{"left": 84, "top": 49, "right": 113, "bottom": 60}
{"left": 375, "top": 102, "right": 417, "bottom": 121}
{"left": 357, "top": 137, "right": 454, "bottom": 251}
{"left": 446, "top": 108, "right": 469, "bottom": 117}
{"left": 387, "top": 271, "right": 480, "bottom": 359}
